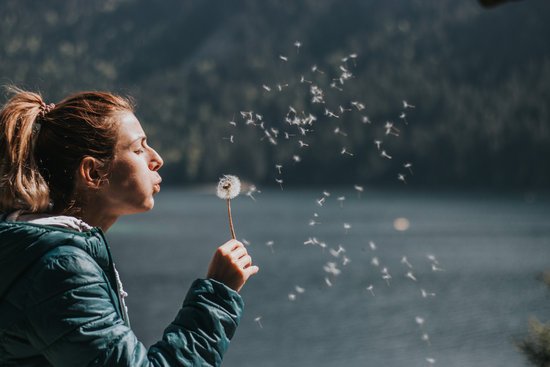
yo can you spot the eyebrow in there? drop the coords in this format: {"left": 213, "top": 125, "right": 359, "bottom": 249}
{"left": 129, "top": 135, "right": 147, "bottom": 146}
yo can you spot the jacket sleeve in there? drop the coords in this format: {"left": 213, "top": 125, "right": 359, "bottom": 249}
{"left": 24, "top": 246, "right": 243, "bottom": 367}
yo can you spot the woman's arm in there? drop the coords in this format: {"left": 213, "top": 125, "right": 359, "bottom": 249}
{"left": 25, "top": 245, "right": 243, "bottom": 367}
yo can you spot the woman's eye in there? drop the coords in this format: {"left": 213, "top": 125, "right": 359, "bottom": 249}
{"left": 135, "top": 148, "right": 145, "bottom": 154}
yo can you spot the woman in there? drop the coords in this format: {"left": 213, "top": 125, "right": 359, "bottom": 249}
{"left": 0, "top": 88, "right": 259, "bottom": 366}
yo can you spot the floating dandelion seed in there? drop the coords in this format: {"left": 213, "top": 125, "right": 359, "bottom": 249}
{"left": 298, "top": 140, "right": 309, "bottom": 148}
{"left": 279, "top": 55, "right": 288, "bottom": 62}
{"left": 371, "top": 257, "right": 380, "bottom": 267}
{"left": 334, "top": 127, "right": 348, "bottom": 136}
{"left": 316, "top": 197, "right": 326, "bottom": 206}
{"left": 421, "top": 289, "right": 436, "bottom": 298}
{"left": 404, "top": 162, "right": 414, "bottom": 175}
{"left": 399, "top": 112, "right": 408, "bottom": 125}
{"left": 351, "top": 101, "right": 366, "bottom": 111}
{"left": 266, "top": 240, "right": 275, "bottom": 253}
{"left": 323, "top": 262, "right": 341, "bottom": 276}
{"left": 294, "top": 41, "right": 302, "bottom": 53}
{"left": 406, "top": 271, "right": 417, "bottom": 282}
{"left": 415, "top": 316, "right": 425, "bottom": 326}
{"left": 369, "top": 241, "right": 377, "bottom": 251}
{"left": 403, "top": 100, "right": 416, "bottom": 109}
{"left": 241, "top": 238, "right": 250, "bottom": 246}
{"left": 288, "top": 293, "right": 296, "bottom": 301}
{"left": 354, "top": 185, "right": 364, "bottom": 198}
{"left": 381, "top": 268, "right": 392, "bottom": 286}
{"left": 325, "top": 277, "right": 333, "bottom": 287}
{"left": 341, "top": 148, "right": 354, "bottom": 156}
{"left": 245, "top": 185, "right": 259, "bottom": 201}
{"left": 275, "top": 178, "right": 284, "bottom": 191}
{"left": 300, "top": 75, "right": 312, "bottom": 84}
{"left": 292, "top": 155, "right": 301, "bottom": 163}
{"left": 323, "top": 191, "right": 331, "bottom": 197}
{"left": 398, "top": 173, "right": 407, "bottom": 184}
{"left": 426, "top": 357, "right": 435, "bottom": 365}
{"left": 329, "top": 245, "right": 346, "bottom": 258}
{"left": 431, "top": 263, "right": 445, "bottom": 272}
{"left": 311, "top": 64, "right": 324, "bottom": 74}
{"left": 275, "top": 164, "right": 282, "bottom": 174}
{"left": 309, "top": 219, "right": 319, "bottom": 226}
{"left": 380, "top": 150, "right": 392, "bottom": 159}
{"left": 366, "top": 285, "right": 375, "bottom": 296}
{"left": 374, "top": 140, "right": 382, "bottom": 150}
{"left": 262, "top": 84, "right": 271, "bottom": 92}
{"left": 217, "top": 175, "right": 241, "bottom": 239}
{"left": 222, "top": 135, "right": 234, "bottom": 143}
{"left": 343, "top": 223, "right": 351, "bottom": 233}
{"left": 422, "top": 333, "right": 431, "bottom": 346}
{"left": 337, "top": 196, "right": 346, "bottom": 207}
{"left": 295, "top": 286, "right": 305, "bottom": 294}
{"left": 401, "top": 256, "right": 413, "bottom": 268}
{"left": 254, "top": 316, "right": 263, "bottom": 329}
{"left": 362, "top": 115, "right": 371, "bottom": 124}
{"left": 342, "top": 256, "right": 351, "bottom": 266}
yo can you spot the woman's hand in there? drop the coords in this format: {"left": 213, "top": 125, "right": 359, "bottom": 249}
{"left": 206, "top": 239, "right": 259, "bottom": 292}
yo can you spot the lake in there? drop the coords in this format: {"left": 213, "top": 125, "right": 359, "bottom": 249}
{"left": 108, "top": 188, "right": 550, "bottom": 367}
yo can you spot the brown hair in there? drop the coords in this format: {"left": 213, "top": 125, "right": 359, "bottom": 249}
{"left": 0, "top": 87, "right": 134, "bottom": 214}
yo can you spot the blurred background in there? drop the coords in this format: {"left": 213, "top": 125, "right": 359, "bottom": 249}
{"left": 2, "top": 0, "right": 550, "bottom": 366}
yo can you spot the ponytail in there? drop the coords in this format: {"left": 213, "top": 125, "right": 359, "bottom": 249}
{"left": 1, "top": 87, "right": 133, "bottom": 215}
{"left": 0, "top": 88, "right": 50, "bottom": 212}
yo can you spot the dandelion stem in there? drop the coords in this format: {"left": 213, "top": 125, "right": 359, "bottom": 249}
{"left": 227, "top": 198, "right": 236, "bottom": 239}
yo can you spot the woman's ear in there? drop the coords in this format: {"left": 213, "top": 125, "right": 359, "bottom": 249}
{"left": 77, "top": 156, "right": 106, "bottom": 189}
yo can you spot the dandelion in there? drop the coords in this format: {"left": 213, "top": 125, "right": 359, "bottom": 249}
{"left": 262, "top": 84, "right": 271, "bottom": 92}
{"left": 292, "top": 155, "right": 301, "bottom": 163}
{"left": 415, "top": 316, "right": 425, "bottom": 326}
{"left": 217, "top": 175, "right": 241, "bottom": 239}
{"left": 351, "top": 101, "right": 366, "bottom": 111}
{"left": 279, "top": 55, "right": 288, "bottom": 62}
{"left": 294, "top": 41, "right": 302, "bottom": 53}
{"left": 354, "top": 184, "right": 364, "bottom": 198}
{"left": 369, "top": 241, "right": 377, "bottom": 251}
{"left": 254, "top": 316, "right": 263, "bottom": 329}
{"left": 309, "top": 219, "right": 319, "bottom": 226}
{"left": 361, "top": 115, "right": 371, "bottom": 124}
{"left": 245, "top": 185, "right": 259, "bottom": 201}
{"left": 381, "top": 267, "right": 392, "bottom": 286}
{"left": 316, "top": 197, "right": 326, "bottom": 206}
{"left": 298, "top": 140, "right": 309, "bottom": 148}
{"left": 275, "top": 178, "right": 284, "bottom": 191}
{"left": 374, "top": 140, "right": 382, "bottom": 150}
{"left": 371, "top": 257, "right": 380, "bottom": 267}
{"left": 300, "top": 75, "right": 312, "bottom": 84}
{"left": 288, "top": 293, "right": 296, "bottom": 301}
{"left": 398, "top": 174, "right": 407, "bottom": 184}
{"left": 295, "top": 285, "right": 305, "bottom": 294}
{"left": 322, "top": 191, "right": 331, "bottom": 197}
{"left": 275, "top": 164, "right": 282, "bottom": 174}
{"left": 325, "top": 277, "right": 333, "bottom": 287}
{"left": 342, "top": 256, "right": 351, "bottom": 266}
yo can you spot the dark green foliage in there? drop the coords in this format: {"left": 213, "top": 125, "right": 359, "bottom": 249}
{"left": 518, "top": 318, "right": 550, "bottom": 367}
{"left": 1, "top": 0, "right": 549, "bottom": 187}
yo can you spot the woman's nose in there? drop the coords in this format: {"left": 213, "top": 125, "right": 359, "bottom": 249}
{"left": 148, "top": 148, "right": 164, "bottom": 171}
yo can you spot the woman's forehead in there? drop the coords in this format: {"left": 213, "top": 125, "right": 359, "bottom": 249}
{"left": 115, "top": 112, "right": 145, "bottom": 144}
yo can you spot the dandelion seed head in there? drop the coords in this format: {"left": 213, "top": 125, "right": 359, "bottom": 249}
{"left": 216, "top": 175, "right": 241, "bottom": 200}
{"left": 288, "top": 293, "right": 296, "bottom": 301}
{"left": 295, "top": 286, "right": 305, "bottom": 293}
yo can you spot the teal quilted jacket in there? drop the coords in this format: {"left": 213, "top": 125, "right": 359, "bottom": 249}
{"left": 0, "top": 218, "right": 243, "bottom": 366}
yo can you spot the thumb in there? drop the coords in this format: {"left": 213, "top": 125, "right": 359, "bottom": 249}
{"left": 245, "top": 265, "right": 260, "bottom": 277}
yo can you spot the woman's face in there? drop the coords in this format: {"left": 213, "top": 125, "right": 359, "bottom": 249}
{"left": 98, "top": 111, "right": 163, "bottom": 216}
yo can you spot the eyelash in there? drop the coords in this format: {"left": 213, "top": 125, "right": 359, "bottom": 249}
{"left": 135, "top": 148, "right": 145, "bottom": 154}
